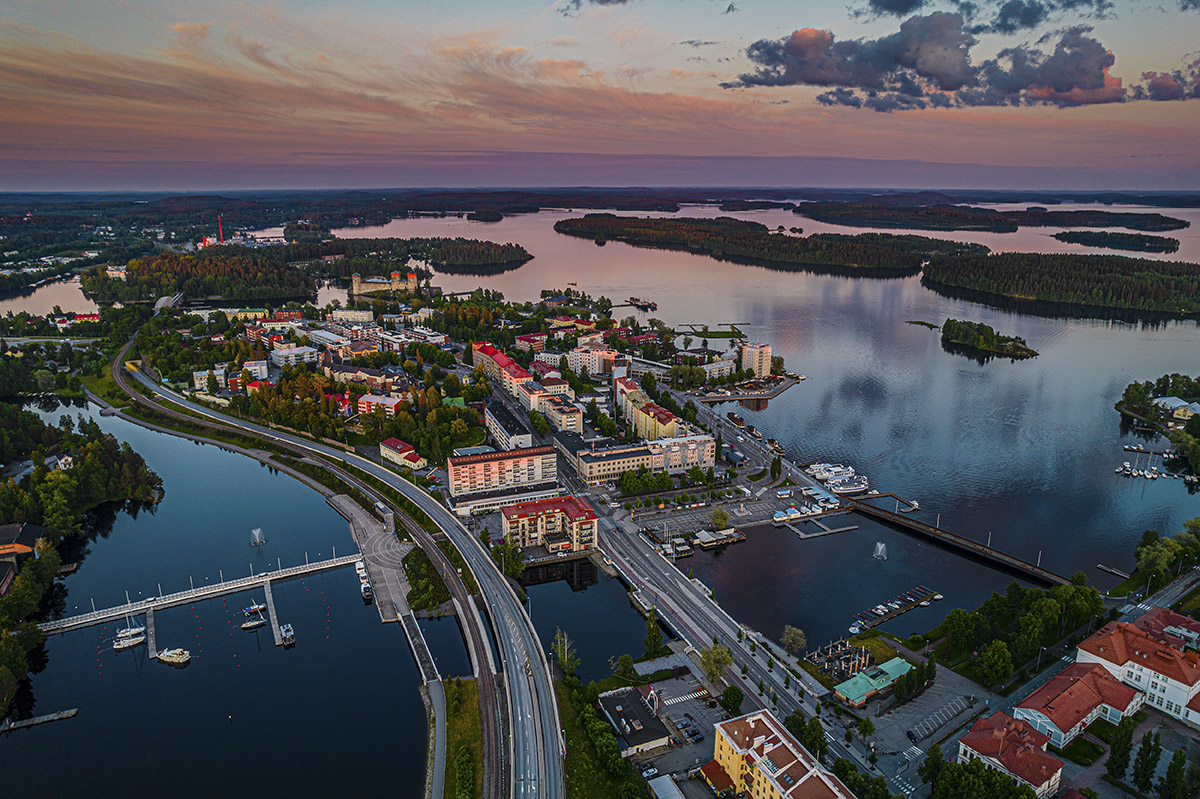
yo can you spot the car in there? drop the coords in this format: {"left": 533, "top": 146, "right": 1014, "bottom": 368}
{"left": 675, "top": 719, "right": 691, "bottom": 729}
{"left": 641, "top": 767, "right": 658, "bottom": 779}
{"left": 906, "top": 730, "right": 919, "bottom": 744}
{"left": 609, "top": 502, "right": 620, "bottom": 508}
{"left": 670, "top": 736, "right": 682, "bottom": 747}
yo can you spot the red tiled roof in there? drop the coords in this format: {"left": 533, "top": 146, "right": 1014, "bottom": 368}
{"left": 960, "top": 712, "right": 1062, "bottom": 789}
{"left": 640, "top": 402, "right": 676, "bottom": 424}
{"left": 500, "top": 495, "right": 597, "bottom": 522}
{"left": 1079, "top": 622, "right": 1200, "bottom": 686}
{"left": 1017, "top": 663, "right": 1138, "bottom": 733}
{"left": 380, "top": 437, "right": 414, "bottom": 454}
{"left": 700, "top": 761, "right": 733, "bottom": 792}
{"left": 1133, "top": 606, "right": 1200, "bottom": 645}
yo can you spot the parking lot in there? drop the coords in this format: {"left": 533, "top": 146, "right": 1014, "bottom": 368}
{"left": 634, "top": 676, "right": 729, "bottom": 778}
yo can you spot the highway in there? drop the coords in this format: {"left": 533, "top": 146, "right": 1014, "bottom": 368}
{"left": 116, "top": 353, "right": 563, "bottom": 799}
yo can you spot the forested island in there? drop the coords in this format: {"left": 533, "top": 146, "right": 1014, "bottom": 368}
{"left": 553, "top": 215, "right": 922, "bottom": 272}
{"left": 793, "top": 203, "right": 1190, "bottom": 233}
{"left": 717, "top": 201, "right": 797, "bottom": 212}
{"left": 811, "top": 232, "right": 990, "bottom": 257}
{"left": 940, "top": 318, "right": 1038, "bottom": 360}
{"left": 1052, "top": 231, "right": 1181, "bottom": 253}
{"left": 0, "top": 408, "right": 163, "bottom": 715}
{"left": 80, "top": 237, "right": 533, "bottom": 301}
{"left": 922, "top": 253, "right": 1200, "bottom": 315}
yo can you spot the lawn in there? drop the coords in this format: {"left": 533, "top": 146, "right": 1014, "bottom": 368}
{"left": 847, "top": 631, "right": 903, "bottom": 665}
{"left": 1108, "top": 569, "right": 1151, "bottom": 599}
{"left": 443, "top": 678, "right": 483, "bottom": 799}
{"left": 1052, "top": 735, "right": 1106, "bottom": 767}
{"left": 799, "top": 659, "right": 839, "bottom": 691}
{"left": 80, "top": 370, "right": 129, "bottom": 407}
{"left": 1174, "top": 585, "right": 1200, "bottom": 617}
{"left": 748, "top": 469, "right": 768, "bottom": 482}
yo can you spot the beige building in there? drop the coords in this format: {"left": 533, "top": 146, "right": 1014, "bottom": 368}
{"left": 500, "top": 496, "right": 597, "bottom": 552}
{"left": 543, "top": 395, "right": 582, "bottom": 433}
{"left": 570, "top": 433, "right": 716, "bottom": 486}
{"left": 741, "top": 342, "right": 772, "bottom": 378}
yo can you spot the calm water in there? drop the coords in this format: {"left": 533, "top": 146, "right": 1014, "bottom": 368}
{"left": 329, "top": 209, "right": 1200, "bottom": 647}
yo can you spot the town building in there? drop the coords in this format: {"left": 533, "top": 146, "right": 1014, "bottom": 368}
{"left": 328, "top": 308, "right": 375, "bottom": 324}
{"left": 707, "top": 710, "right": 854, "bottom": 799}
{"left": 957, "top": 712, "right": 1063, "bottom": 798}
{"left": 1076, "top": 619, "right": 1200, "bottom": 725}
{"left": 350, "top": 271, "right": 418, "bottom": 295}
{"left": 380, "top": 438, "right": 428, "bottom": 470}
{"left": 485, "top": 402, "right": 534, "bottom": 451}
{"left": 233, "top": 308, "right": 268, "bottom": 321}
{"left": 1014, "top": 663, "right": 1142, "bottom": 747}
{"left": 105, "top": 265, "right": 127, "bottom": 280}
{"left": 567, "top": 346, "right": 620, "bottom": 376}
{"left": 274, "top": 309, "right": 304, "bottom": 320}
{"left": 0, "top": 522, "right": 43, "bottom": 568}
{"left": 833, "top": 657, "right": 912, "bottom": 708}
{"left": 269, "top": 345, "right": 319, "bottom": 366}
{"left": 632, "top": 402, "right": 677, "bottom": 440}
{"left": 542, "top": 394, "right": 582, "bottom": 433}
{"left": 322, "top": 362, "right": 395, "bottom": 393}
{"left": 515, "top": 332, "right": 548, "bottom": 352}
{"left": 473, "top": 343, "right": 533, "bottom": 399}
{"left": 741, "top": 342, "right": 772, "bottom": 378}
{"left": 560, "top": 433, "right": 716, "bottom": 486}
{"left": 529, "top": 360, "right": 561, "bottom": 381}
{"left": 500, "top": 495, "right": 597, "bottom": 552}
{"left": 358, "top": 394, "right": 405, "bottom": 417}
{"left": 701, "top": 358, "right": 738, "bottom": 380}
{"left": 598, "top": 686, "right": 669, "bottom": 757}
{"left": 241, "top": 360, "right": 269, "bottom": 380}
{"left": 534, "top": 350, "right": 565, "bottom": 368}
{"left": 446, "top": 445, "right": 558, "bottom": 499}
{"left": 306, "top": 329, "right": 351, "bottom": 350}
{"left": 540, "top": 377, "right": 573, "bottom": 399}
{"left": 192, "top": 367, "right": 227, "bottom": 390}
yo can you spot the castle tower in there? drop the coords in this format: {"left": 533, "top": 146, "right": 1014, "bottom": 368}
{"left": 351, "top": 272, "right": 362, "bottom": 294}
{"left": 390, "top": 271, "right": 403, "bottom": 291}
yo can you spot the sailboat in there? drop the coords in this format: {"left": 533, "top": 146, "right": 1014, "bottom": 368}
{"left": 241, "top": 610, "right": 267, "bottom": 630}
{"left": 113, "top": 633, "right": 145, "bottom": 651}
{"left": 243, "top": 599, "right": 267, "bottom": 616}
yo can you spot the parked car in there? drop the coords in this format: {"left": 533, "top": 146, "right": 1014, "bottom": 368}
{"left": 641, "top": 767, "right": 658, "bottom": 779}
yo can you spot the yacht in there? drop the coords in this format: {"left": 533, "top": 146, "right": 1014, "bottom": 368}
{"left": 243, "top": 600, "right": 267, "bottom": 616}
{"left": 241, "top": 612, "right": 267, "bottom": 631}
{"left": 361, "top": 581, "right": 374, "bottom": 601}
{"left": 280, "top": 624, "right": 296, "bottom": 647}
{"left": 113, "top": 634, "right": 145, "bottom": 651}
{"left": 157, "top": 648, "right": 191, "bottom": 666}
{"left": 828, "top": 475, "right": 870, "bottom": 495}
{"left": 798, "top": 375, "right": 807, "bottom": 381}
{"left": 933, "top": 593, "right": 944, "bottom": 601}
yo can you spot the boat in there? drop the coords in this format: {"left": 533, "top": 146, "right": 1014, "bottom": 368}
{"left": 157, "top": 648, "right": 191, "bottom": 665}
{"left": 113, "top": 634, "right": 145, "bottom": 651}
{"left": 909, "top": 500, "right": 920, "bottom": 510}
{"left": 848, "top": 625, "right": 860, "bottom": 635}
{"left": 746, "top": 426, "right": 763, "bottom": 441}
{"left": 727, "top": 412, "right": 745, "bottom": 428}
{"left": 920, "top": 600, "right": 931, "bottom": 607}
{"left": 241, "top": 611, "right": 267, "bottom": 630}
{"left": 933, "top": 593, "right": 944, "bottom": 601}
{"left": 243, "top": 600, "right": 266, "bottom": 616}
{"left": 361, "top": 581, "right": 374, "bottom": 601}
{"left": 280, "top": 624, "right": 295, "bottom": 647}
{"left": 829, "top": 475, "right": 870, "bottom": 495}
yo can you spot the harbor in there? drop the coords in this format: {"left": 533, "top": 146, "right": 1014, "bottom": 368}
{"left": 849, "top": 585, "right": 941, "bottom": 633}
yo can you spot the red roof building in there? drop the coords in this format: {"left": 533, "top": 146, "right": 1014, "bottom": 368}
{"left": 1014, "top": 663, "right": 1142, "bottom": 747}
{"left": 1076, "top": 620, "right": 1200, "bottom": 725}
{"left": 500, "top": 495, "right": 597, "bottom": 552}
{"left": 957, "top": 712, "right": 1063, "bottom": 798}
{"left": 380, "top": 438, "right": 428, "bottom": 470}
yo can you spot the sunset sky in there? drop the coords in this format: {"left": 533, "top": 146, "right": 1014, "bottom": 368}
{"left": 3, "top": 0, "right": 1198, "bottom": 190}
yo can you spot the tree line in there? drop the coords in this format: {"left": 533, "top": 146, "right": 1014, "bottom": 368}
{"left": 795, "top": 202, "right": 1190, "bottom": 233}
{"left": 1053, "top": 230, "right": 1180, "bottom": 254}
{"left": 940, "top": 318, "right": 1038, "bottom": 360}
{"left": 922, "top": 252, "right": 1200, "bottom": 315}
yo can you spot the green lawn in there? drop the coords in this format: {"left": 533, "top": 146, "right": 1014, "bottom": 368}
{"left": 1052, "top": 736, "right": 1106, "bottom": 767}
{"left": 748, "top": 469, "right": 768, "bottom": 482}
{"left": 1174, "top": 585, "right": 1200, "bottom": 616}
{"left": 1108, "top": 569, "right": 1151, "bottom": 598}
{"left": 848, "top": 631, "right": 903, "bottom": 665}
{"left": 799, "top": 659, "right": 839, "bottom": 690}
{"left": 80, "top": 370, "right": 128, "bottom": 406}
{"left": 443, "top": 678, "right": 483, "bottom": 799}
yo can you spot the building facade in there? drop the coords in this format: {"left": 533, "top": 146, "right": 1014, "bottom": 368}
{"left": 1014, "top": 663, "right": 1142, "bottom": 747}
{"left": 741, "top": 342, "right": 772, "bottom": 378}
{"left": 474, "top": 343, "right": 533, "bottom": 399}
{"left": 358, "top": 394, "right": 404, "bottom": 417}
{"left": 957, "top": 712, "right": 1063, "bottom": 798}
{"left": 446, "top": 445, "right": 558, "bottom": 498}
{"left": 709, "top": 710, "right": 854, "bottom": 799}
{"left": 1076, "top": 619, "right": 1200, "bottom": 726}
{"left": 269, "top": 345, "right": 319, "bottom": 366}
{"left": 500, "top": 495, "right": 597, "bottom": 552}
{"left": 380, "top": 437, "right": 428, "bottom": 470}
{"left": 485, "top": 403, "right": 534, "bottom": 451}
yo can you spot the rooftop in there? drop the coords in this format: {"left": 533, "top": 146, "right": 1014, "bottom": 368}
{"left": 500, "top": 495, "right": 597, "bottom": 522}
{"left": 380, "top": 437, "right": 415, "bottom": 454}
{"left": 833, "top": 657, "right": 912, "bottom": 705}
{"left": 448, "top": 445, "right": 555, "bottom": 467}
{"left": 960, "top": 712, "right": 1062, "bottom": 789}
{"left": 597, "top": 686, "right": 669, "bottom": 750}
{"left": 1016, "top": 663, "right": 1139, "bottom": 733}
{"left": 1079, "top": 621, "right": 1200, "bottom": 686}
{"left": 485, "top": 402, "right": 531, "bottom": 436}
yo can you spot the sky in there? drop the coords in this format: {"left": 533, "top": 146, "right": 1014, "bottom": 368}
{"left": 2, "top": 0, "right": 1199, "bottom": 191}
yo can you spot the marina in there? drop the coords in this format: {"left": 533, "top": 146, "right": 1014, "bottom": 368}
{"left": 849, "top": 586, "right": 941, "bottom": 632}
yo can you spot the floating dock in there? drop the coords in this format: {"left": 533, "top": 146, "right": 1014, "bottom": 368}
{"left": 1, "top": 709, "right": 78, "bottom": 733}
{"left": 851, "top": 586, "right": 938, "bottom": 630}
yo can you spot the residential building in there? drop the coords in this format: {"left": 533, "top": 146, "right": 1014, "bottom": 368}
{"left": 519, "top": 381, "right": 550, "bottom": 413}
{"left": 446, "top": 445, "right": 557, "bottom": 498}
{"left": 380, "top": 438, "right": 428, "bottom": 470}
{"left": 833, "top": 657, "right": 912, "bottom": 707}
{"left": 626, "top": 333, "right": 659, "bottom": 347}
{"left": 598, "top": 686, "right": 669, "bottom": 757}
{"left": 1076, "top": 620, "right": 1200, "bottom": 725}
{"left": 269, "top": 345, "right": 319, "bottom": 366}
{"left": 674, "top": 347, "right": 724, "bottom": 365}
{"left": 1014, "top": 663, "right": 1143, "bottom": 747}
{"left": 323, "top": 362, "right": 394, "bottom": 393}
{"left": 0, "top": 522, "right": 43, "bottom": 567}
{"left": 741, "top": 342, "right": 772, "bottom": 378}
{"left": 708, "top": 710, "right": 854, "bottom": 799}
{"left": 1131, "top": 606, "right": 1200, "bottom": 649}
{"left": 565, "top": 433, "right": 716, "bottom": 486}
{"left": 306, "top": 329, "right": 351, "bottom": 350}
{"left": 515, "top": 332, "right": 548, "bottom": 352}
{"left": 540, "top": 376, "right": 573, "bottom": 399}
{"left": 542, "top": 394, "right": 582, "bottom": 433}
{"left": 485, "top": 402, "right": 534, "bottom": 451}
{"left": 473, "top": 343, "right": 533, "bottom": 399}
{"left": 535, "top": 350, "right": 565, "bottom": 368}
{"left": 259, "top": 317, "right": 295, "bottom": 331}
{"left": 567, "top": 346, "right": 620, "bottom": 376}
{"left": 358, "top": 394, "right": 404, "bottom": 417}
{"left": 577, "top": 445, "right": 654, "bottom": 486}
{"left": 957, "top": 712, "right": 1063, "bottom": 798}
{"left": 328, "top": 308, "right": 375, "bottom": 324}
{"left": 614, "top": 376, "right": 650, "bottom": 420}
{"left": 529, "top": 360, "right": 561, "bottom": 381}
{"left": 500, "top": 495, "right": 597, "bottom": 552}
{"left": 632, "top": 402, "right": 677, "bottom": 441}
{"left": 105, "top": 265, "right": 127, "bottom": 280}
{"left": 241, "top": 360, "right": 269, "bottom": 381}
{"left": 246, "top": 379, "right": 272, "bottom": 394}
{"left": 701, "top": 358, "right": 738, "bottom": 380}
{"left": 233, "top": 308, "right": 268, "bottom": 321}
{"left": 274, "top": 309, "right": 304, "bottom": 320}
{"left": 192, "top": 367, "right": 226, "bottom": 390}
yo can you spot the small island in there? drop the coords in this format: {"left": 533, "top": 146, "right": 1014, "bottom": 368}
{"left": 793, "top": 202, "right": 1190, "bottom": 233}
{"left": 940, "top": 318, "right": 1038, "bottom": 360}
{"left": 1052, "top": 230, "right": 1180, "bottom": 254}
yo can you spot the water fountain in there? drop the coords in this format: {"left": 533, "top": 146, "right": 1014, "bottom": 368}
{"left": 250, "top": 527, "right": 267, "bottom": 547}
{"left": 872, "top": 541, "right": 887, "bottom": 560}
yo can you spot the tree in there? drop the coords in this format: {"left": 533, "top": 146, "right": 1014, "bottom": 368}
{"left": 615, "top": 653, "right": 635, "bottom": 678}
{"left": 528, "top": 410, "right": 550, "bottom": 435}
{"left": 918, "top": 743, "right": 944, "bottom": 785}
{"left": 857, "top": 715, "right": 875, "bottom": 739}
{"left": 781, "top": 625, "right": 807, "bottom": 657}
{"left": 720, "top": 685, "right": 744, "bottom": 715}
{"left": 943, "top": 608, "right": 977, "bottom": 655}
{"left": 710, "top": 505, "right": 730, "bottom": 530}
{"left": 1133, "top": 732, "right": 1163, "bottom": 793}
{"left": 977, "top": 640, "right": 1013, "bottom": 687}
{"left": 770, "top": 455, "right": 782, "bottom": 481}
{"left": 1106, "top": 715, "right": 1137, "bottom": 780}
{"left": 698, "top": 643, "right": 733, "bottom": 685}
{"left": 1159, "top": 748, "right": 1188, "bottom": 799}
{"left": 551, "top": 627, "right": 578, "bottom": 677}
{"left": 802, "top": 717, "right": 828, "bottom": 761}
{"left": 643, "top": 607, "right": 665, "bottom": 658}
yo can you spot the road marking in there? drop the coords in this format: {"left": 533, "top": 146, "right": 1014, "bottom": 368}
{"left": 664, "top": 690, "right": 708, "bottom": 706}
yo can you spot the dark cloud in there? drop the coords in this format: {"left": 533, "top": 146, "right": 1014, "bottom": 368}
{"left": 726, "top": 12, "right": 1198, "bottom": 111}
{"left": 861, "top": 0, "right": 1113, "bottom": 34}
{"left": 866, "top": 0, "right": 928, "bottom": 14}
{"left": 976, "top": 0, "right": 1050, "bottom": 33}
{"left": 681, "top": 40, "right": 720, "bottom": 47}
{"left": 724, "top": 3, "right": 740, "bottom": 13}
{"left": 559, "top": 0, "right": 634, "bottom": 15}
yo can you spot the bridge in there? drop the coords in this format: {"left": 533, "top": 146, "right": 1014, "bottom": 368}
{"left": 38, "top": 554, "right": 360, "bottom": 635}
{"left": 844, "top": 495, "right": 1071, "bottom": 587}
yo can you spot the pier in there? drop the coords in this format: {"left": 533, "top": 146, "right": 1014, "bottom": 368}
{"left": 1, "top": 709, "right": 78, "bottom": 733}
{"left": 844, "top": 495, "right": 1070, "bottom": 587}
{"left": 263, "top": 580, "right": 283, "bottom": 646}
{"left": 146, "top": 608, "right": 157, "bottom": 657}
{"left": 39, "top": 554, "right": 360, "bottom": 635}
{"left": 852, "top": 586, "right": 938, "bottom": 631}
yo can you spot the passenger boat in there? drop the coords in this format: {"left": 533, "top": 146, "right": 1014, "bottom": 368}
{"left": 280, "top": 624, "right": 295, "bottom": 646}
{"left": 157, "top": 648, "right": 191, "bottom": 666}
{"left": 746, "top": 426, "right": 763, "bottom": 441}
{"left": 113, "top": 634, "right": 145, "bottom": 651}
{"left": 243, "top": 600, "right": 267, "bottom": 616}
{"left": 828, "top": 475, "right": 870, "bottom": 495}
{"left": 361, "top": 581, "right": 374, "bottom": 601}
{"left": 727, "top": 412, "right": 745, "bottom": 428}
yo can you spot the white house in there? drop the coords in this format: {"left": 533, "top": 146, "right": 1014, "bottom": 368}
{"left": 1014, "top": 662, "right": 1142, "bottom": 747}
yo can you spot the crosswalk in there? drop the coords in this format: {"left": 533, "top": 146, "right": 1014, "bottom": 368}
{"left": 902, "top": 745, "right": 923, "bottom": 761}
{"left": 664, "top": 690, "right": 708, "bottom": 706}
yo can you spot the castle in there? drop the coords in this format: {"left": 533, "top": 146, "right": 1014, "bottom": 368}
{"left": 350, "top": 271, "right": 419, "bottom": 295}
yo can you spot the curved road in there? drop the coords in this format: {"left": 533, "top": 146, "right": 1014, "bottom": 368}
{"left": 117, "top": 350, "right": 563, "bottom": 799}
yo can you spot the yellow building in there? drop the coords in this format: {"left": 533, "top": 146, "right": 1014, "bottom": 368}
{"left": 708, "top": 710, "right": 853, "bottom": 799}
{"left": 632, "top": 402, "right": 677, "bottom": 441}
{"left": 741, "top": 342, "right": 772, "bottom": 378}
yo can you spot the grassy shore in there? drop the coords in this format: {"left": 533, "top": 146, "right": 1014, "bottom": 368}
{"left": 443, "top": 678, "right": 483, "bottom": 799}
